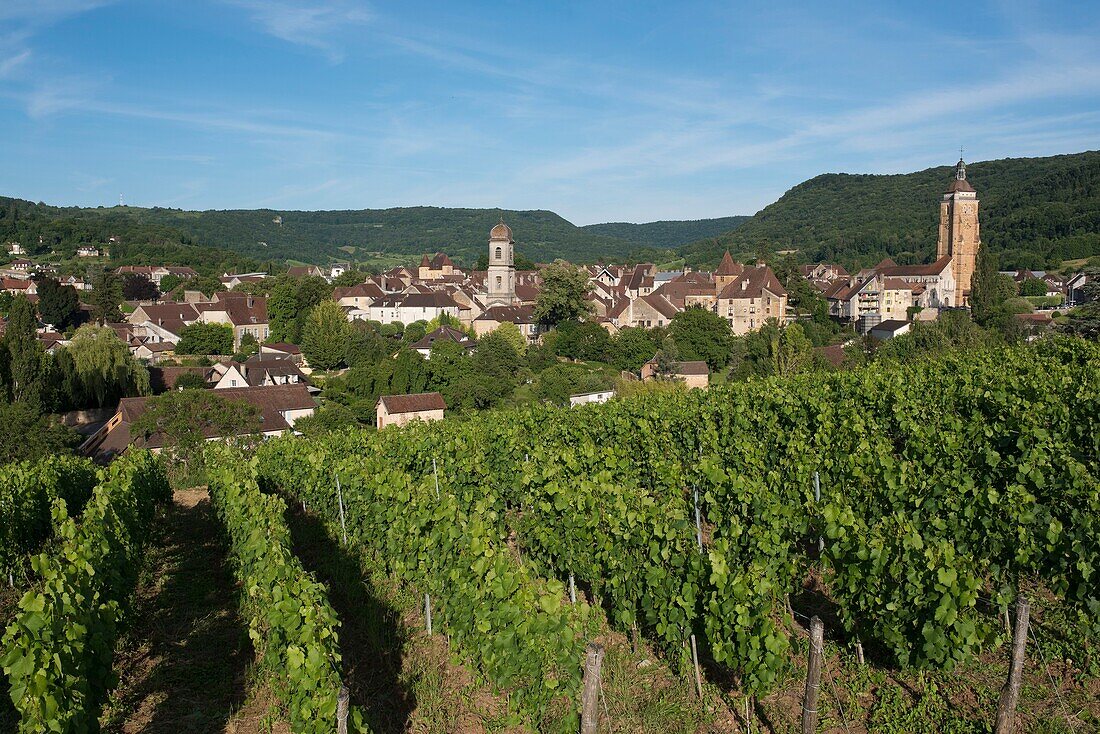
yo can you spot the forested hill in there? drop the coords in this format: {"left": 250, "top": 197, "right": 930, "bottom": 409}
{"left": 679, "top": 151, "right": 1100, "bottom": 272}
{"left": 581, "top": 216, "right": 749, "bottom": 248}
{"left": 0, "top": 196, "right": 263, "bottom": 275}
{"left": 0, "top": 198, "right": 744, "bottom": 268}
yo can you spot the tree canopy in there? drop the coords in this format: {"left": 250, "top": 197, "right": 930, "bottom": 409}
{"left": 534, "top": 260, "right": 592, "bottom": 326}
{"left": 302, "top": 300, "right": 351, "bottom": 371}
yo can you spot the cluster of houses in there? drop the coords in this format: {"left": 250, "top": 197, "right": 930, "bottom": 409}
{"left": 327, "top": 221, "right": 791, "bottom": 343}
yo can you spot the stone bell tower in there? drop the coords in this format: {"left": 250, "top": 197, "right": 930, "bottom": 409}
{"left": 486, "top": 217, "right": 516, "bottom": 306}
{"left": 937, "top": 158, "right": 981, "bottom": 307}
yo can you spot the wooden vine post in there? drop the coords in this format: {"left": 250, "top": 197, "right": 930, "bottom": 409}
{"left": 580, "top": 642, "right": 605, "bottom": 734}
{"left": 995, "top": 597, "right": 1030, "bottom": 734}
{"left": 801, "top": 616, "right": 824, "bottom": 734}
{"left": 336, "top": 685, "right": 349, "bottom": 734}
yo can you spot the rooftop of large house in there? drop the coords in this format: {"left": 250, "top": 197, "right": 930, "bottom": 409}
{"left": 82, "top": 383, "right": 316, "bottom": 460}
{"left": 409, "top": 325, "right": 476, "bottom": 351}
{"left": 717, "top": 266, "right": 787, "bottom": 300}
{"left": 377, "top": 391, "right": 446, "bottom": 414}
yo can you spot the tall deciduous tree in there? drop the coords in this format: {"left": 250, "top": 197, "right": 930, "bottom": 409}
{"left": 131, "top": 389, "right": 260, "bottom": 486}
{"left": 36, "top": 278, "right": 81, "bottom": 330}
{"left": 2, "top": 295, "right": 50, "bottom": 410}
{"left": 771, "top": 322, "right": 814, "bottom": 377}
{"left": 534, "top": 260, "right": 592, "bottom": 326}
{"left": 88, "top": 269, "right": 124, "bottom": 324}
{"left": 66, "top": 324, "right": 150, "bottom": 408}
{"left": 301, "top": 300, "right": 351, "bottom": 371}
{"left": 668, "top": 306, "right": 733, "bottom": 370}
{"left": 122, "top": 273, "right": 158, "bottom": 301}
{"left": 176, "top": 323, "right": 234, "bottom": 356}
{"left": 969, "top": 248, "right": 1017, "bottom": 326}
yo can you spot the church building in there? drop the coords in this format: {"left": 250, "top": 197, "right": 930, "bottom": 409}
{"left": 485, "top": 218, "right": 517, "bottom": 306}
{"left": 937, "top": 158, "right": 981, "bottom": 306}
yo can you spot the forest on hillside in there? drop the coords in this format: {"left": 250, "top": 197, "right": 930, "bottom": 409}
{"left": 581, "top": 215, "right": 749, "bottom": 248}
{"left": 680, "top": 150, "right": 1100, "bottom": 271}
{"left": 0, "top": 197, "right": 265, "bottom": 275}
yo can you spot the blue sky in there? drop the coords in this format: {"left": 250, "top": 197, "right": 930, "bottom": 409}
{"left": 1, "top": 1, "right": 1098, "bottom": 224}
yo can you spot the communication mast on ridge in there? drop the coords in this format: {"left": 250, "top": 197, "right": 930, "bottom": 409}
{"left": 119, "top": 193, "right": 124, "bottom": 207}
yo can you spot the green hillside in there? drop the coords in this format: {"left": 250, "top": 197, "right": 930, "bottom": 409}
{"left": 581, "top": 216, "right": 749, "bottom": 248}
{"left": 0, "top": 197, "right": 264, "bottom": 275}
{"left": 680, "top": 151, "right": 1100, "bottom": 271}
{"left": 1, "top": 199, "right": 745, "bottom": 268}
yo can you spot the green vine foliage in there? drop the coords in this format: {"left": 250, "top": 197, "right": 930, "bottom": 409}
{"left": 0, "top": 450, "right": 170, "bottom": 734}
{"left": 0, "top": 456, "right": 98, "bottom": 582}
{"left": 258, "top": 336, "right": 1098, "bottom": 699}
{"left": 205, "top": 447, "right": 365, "bottom": 734}
{"left": 254, "top": 433, "right": 594, "bottom": 728}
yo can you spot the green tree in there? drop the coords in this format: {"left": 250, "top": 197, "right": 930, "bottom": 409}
{"left": 87, "top": 269, "right": 124, "bottom": 324}
{"left": 668, "top": 307, "right": 733, "bottom": 370}
{"left": 345, "top": 320, "right": 390, "bottom": 368}
{"left": 173, "top": 372, "right": 210, "bottom": 390}
{"left": 301, "top": 300, "right": 351, "bottom": 371}
{"left": 389, "top": 350, "right": 428, "bottom": 396}
{"left": 1018, "top": 278, "right": 1047, "bottom": 297}
{"left": 176, "top": 323, "right": 234, "bottom": 356}
{"left": 66, "top": 324, "right": 151, "bottom": 408}
{"left": 158, "top": 273, "right": 183, "bottom": 295}
{"left": 534, "top": 363, "right": 609, "bottom": 406}
{"left": 475, "top": 329, "right": 522, "bottom": 381}
{"left": 187, "top": 275, "right": 227, "bottom": 297}
{"left": 534, "top": 260, "right": 592, "bottom": 326}
{"left": 1, "top": 295, "right": 49, "bottom": 409}
{"left": 553, "top": 321, "right": 610, "bottom": 362}
{"left": 122, "top": 273, "right": 158, "bottom": 301}
{"left": 1056, "top": 301, "right": 1100, "bottom": 340}
{"left": 771, "top": 322, "right": 814, "bottom": 377}
{"left": 36, "top": 278, "right": 81, "bottom": 330}
{"left": 293, "top": 402, "right": 359, "bottom": 436}
{"left": 0, "top": 402, "right": 80, "bottom": 464}
{"left": 233, "top": 332, "right": 259, "bottom": 361}
{"left": 131, "top": 389, "right": 261, "bottom": 486}
{"left": 609, "top": 327, "right": 660, "bottom": 372}
{"left": 401, "top": 321, "right": 428, "bottom": 346}
{"left": 970, "top": 248, "right": 1017, "bottom": 326}
{"left": 268, "top": 274, "right": 330, "bottom": 343}
{"left": 492, "top": 321, "right": 527, "bottom": 356}
{"left": 332, "top": 269, "right": 369, "bottom": 287}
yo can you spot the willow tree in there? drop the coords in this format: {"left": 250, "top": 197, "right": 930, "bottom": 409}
{"left": 66, "top": 324, "right": 150, "bottom": 408}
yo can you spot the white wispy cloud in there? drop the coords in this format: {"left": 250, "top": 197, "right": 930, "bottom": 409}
{"left": 222, "top": 0, "right": 371, "bottom": 61}
{"left": 0, "top": 50, "right": 32, "bottom": 78}
{"left": 0, "top": 0, "right": 116, "bottom": 24}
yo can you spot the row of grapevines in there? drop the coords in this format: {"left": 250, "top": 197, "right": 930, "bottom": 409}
{"left": 257, "top": 337, "right": 1100, "bottom": 696}
{"left": 0, "top": 455, "right": 98, "bottom": 582}
{"left": 0, "top": 450, "right": 170, "bottom": 733}
{"left": 254, "top": 433, "right": 594, "bottom": 727}
{"left": 386, "top": 338, "right": 1099, "bottom": 690}
{"left": 204, "top": 446, "right": 363, "bottom": 734}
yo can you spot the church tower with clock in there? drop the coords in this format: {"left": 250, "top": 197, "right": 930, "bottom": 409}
{"left": 936, "top": 158, "right": 981, "bottom": 307}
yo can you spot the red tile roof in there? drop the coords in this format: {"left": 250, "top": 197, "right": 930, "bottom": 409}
{"left": 378, "top": 392, "right": 446, "bottom": 414}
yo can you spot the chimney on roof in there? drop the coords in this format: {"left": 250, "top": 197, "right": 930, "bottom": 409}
{"left": 247, "top": 295, "right": 254, "bottom": 308}
{"left": 741, "top": 280, "right": 748, "bottom": 290}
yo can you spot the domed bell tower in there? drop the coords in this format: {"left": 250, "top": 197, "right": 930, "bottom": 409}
{"left": 486, "top": 217, "right": 516, "bottom": 306}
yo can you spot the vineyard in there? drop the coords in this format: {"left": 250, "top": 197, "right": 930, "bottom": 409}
{"left": 1, "top": 336, "right": 1099, "bottom": 732}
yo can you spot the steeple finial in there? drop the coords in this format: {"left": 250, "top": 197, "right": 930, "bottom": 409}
{"left": 955, "top": 155, "right": 967, "bottom": 181}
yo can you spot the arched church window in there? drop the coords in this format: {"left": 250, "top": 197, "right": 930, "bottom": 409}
{"left": 496, "top": 276, "right": 502, "bottom": 288}
{"left": 495, "top": 247, "right": 502, "bottom": 260}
